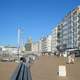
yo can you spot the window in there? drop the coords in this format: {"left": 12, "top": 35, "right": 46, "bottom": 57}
{"left": 78, "top": 25, "right": 80, "bottom": 29}
{"left": 78, "top": 13, "right": 80, "bottom": 18}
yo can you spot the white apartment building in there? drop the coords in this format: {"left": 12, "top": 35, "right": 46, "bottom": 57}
{"left": 32, "top": 42, "right": 39, "bottom": 52}
{"left": 51, "top": 27, "right": 58, "bottom": 53}
{"left": 31, "top": 41, "right": 42, "bottom": 56}
{"left": 41, "top": 35, "right": 52, "bottom": 53}
{"left": 38, "top": 39, "right": 42, "bottom": 53}
{"left": 41, "top": 37, "right": 47, "bottom": 52}
{"left": 46, "top": 35, "right": 52, "bottom": 52}
{"left": 2, "top": 46, "right": 18, "bottom": 54}
{"left": 53, "top": 6, "right": 80, "bottom": 54}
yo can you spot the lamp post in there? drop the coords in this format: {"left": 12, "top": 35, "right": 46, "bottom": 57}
{"left": 17, "top": 27, "right": 21, "bottom": 59}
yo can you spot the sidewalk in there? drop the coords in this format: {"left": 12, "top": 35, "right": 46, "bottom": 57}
{"left": 31, "top": 56, "right": 80, "bottom": 80}
{"left": 0, "top": 62, "right": 17, "bottom": 80}
{"left": 0, "top": 56, "right": 80, "bottom": 80}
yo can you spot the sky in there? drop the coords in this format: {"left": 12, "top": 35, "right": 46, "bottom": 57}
{"left": 0, "top": 0, "right": 80, "bottom": 46}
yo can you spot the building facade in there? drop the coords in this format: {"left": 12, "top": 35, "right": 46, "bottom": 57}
{"left": 38, "top": 39, "right": 42, "bottom": 53}
{"left": 51, "top": 27, "right": 59, "bottom": 53}
{"left": 41, "top": 35, "right": 52, "bottom": 53}
{"left": 31, "top": 40, "right": 42, "bottom": 55}
{"left": 57, "top": 6, "right": 80, "bottom": 53}
{"left": 32, "top": 41, "right": 39, "bottom": 52}
{"left": 46, "top": 35, "right": 52, "bottom": 52}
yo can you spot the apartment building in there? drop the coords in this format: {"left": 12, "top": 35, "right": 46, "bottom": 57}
{"left": 46, "top": 35, "right": 52, "bottom": 52}
{"left": 51, "top": 27, "right": 59, "bottom": 53}
{"left": 41, "top": 35, "right": 52, "bottom": 53}
{"left": 32, "top": 41, "right": 39, "bottom": 52}
{"left": 57, "top": 6, "right": 80, "bottom": 53}
{"left": 38, "top": 39, "right": 42, "bottom": 53}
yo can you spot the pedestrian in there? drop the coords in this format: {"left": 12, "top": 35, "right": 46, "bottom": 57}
{"left": 67, "top": 52, "right": 75, "bottom": 64}
{"left": 71, "top": 53, "right": 75, "bottom": 64}
{"left": 20, "top": 57, "right": 26, "bottom": 63}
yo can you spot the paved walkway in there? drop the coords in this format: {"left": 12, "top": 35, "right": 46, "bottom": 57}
{"left": 0, "top": 56, "right": 80, "bottom": 80}
{"left": 31, "top": 56, "right": 80, "bottom": 80}
{"left": 0, "top": 62, "right": 17, "bottom": 80}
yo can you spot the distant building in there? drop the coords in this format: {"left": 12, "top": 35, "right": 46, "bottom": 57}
{"left": 46, "top": 35, "right": 52, "bottom": 52}
{"left": 31, "top": 39, "right": 42, "bottom": 56}
{"left": 51, "top": 27, "right": 59, "bottom": 53}
{"left": 0, "top": 46, "right": 18, "bottom": 55}
{"left": 38, "top": 39, "right": 42, "bottom": 53}
{"left": 25, "top": 37, "right": 32, "bottom": 51}
{"left": 41, "top": 35, "right": 52, "bottom": 53}
{"left": 41, "top": 37, "right": 45, "bottom": 53}
{"left": 32, "top": 41, "right": 39, "bottom": 52}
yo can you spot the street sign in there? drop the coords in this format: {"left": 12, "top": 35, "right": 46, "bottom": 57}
{"left": 59, "top": 65, "right": 66, "bottom": 77}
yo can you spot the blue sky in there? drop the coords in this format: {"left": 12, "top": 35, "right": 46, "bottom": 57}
{"left": 0, "top": 0, "right": 80, "bottom": 46}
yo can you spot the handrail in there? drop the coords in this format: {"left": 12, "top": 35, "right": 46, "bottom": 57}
{"left": 11, "top": 62, "right": 32, "bottom": 80}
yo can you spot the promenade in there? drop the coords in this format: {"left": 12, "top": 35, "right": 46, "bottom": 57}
{"left": 0, "top": 62, "right": 17, "bottom": 80}
{"left": 31, "top": 56, "right": 80, "bottom": 80}
{"left": 0, "top": 56, "right": 80, "bottom": 80}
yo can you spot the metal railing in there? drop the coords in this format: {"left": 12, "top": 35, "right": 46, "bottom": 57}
{"left": 11, "top": 62, "right": 32, "bottom": 80}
